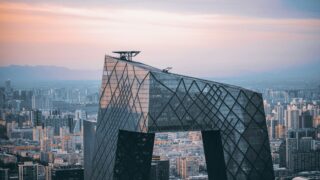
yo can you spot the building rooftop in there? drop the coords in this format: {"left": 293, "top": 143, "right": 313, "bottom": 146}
{"left": 106, "top": 54, "right": 259, "bottom": 93}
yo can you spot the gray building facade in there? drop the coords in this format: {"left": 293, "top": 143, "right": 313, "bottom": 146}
{"left": 83, "top": 119, "right": 96, "bottom": 180}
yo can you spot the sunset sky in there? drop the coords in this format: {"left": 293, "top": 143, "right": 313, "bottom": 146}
{"left": 0, "top": 0, "right": 320, "bottom": 77}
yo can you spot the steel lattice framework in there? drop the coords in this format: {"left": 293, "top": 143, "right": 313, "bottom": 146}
{"left": 87, "top": 55, "right": 275, "bottom": 180}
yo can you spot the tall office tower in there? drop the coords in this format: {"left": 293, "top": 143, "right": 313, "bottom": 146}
{"left": 278, "top": 141, "right": 286, "bottom": 168}
{"left": 31, "top": 94, "right": 52, "bottom": 110}
{"left": 291, "top": 98, "right": 304, "bottom": 109}
{"left": 188, "top": 131, "right": 202, "bottom": 141}
{"left": 31, "top": 110, "right": 42, "bottom": 127}
{"left": 45, "top": 114, "right": 72, "bottom": 136}
{"left": 33, "top": 125, "right": 43, "bottom": 142}
{"left": 149, "top": 156, "right": 169, "bottom": 180}
{"left": 51, "top": 165, "right": 84, "bottom": 180}
{"left": 75, "top": 110, "right": 87, "bottom": 121}
{"left": 88, "top": 52, "right": 274, "bottom": 180}
{"left": 268, "top": 119, "right": 278, "bottom": 140}
{"left": 287, "top": 136, "right": 320, "bottom": 172}
{"left": 60, "top": 126, "right": 73, "bottom": 152}
{"left": 73, "top": 110, "right": 86, "bottom": 134}
{"left": 0, "top": 168, "right": 9, "bottom": 180}
{"left": 40, "top": 152, "right": 54, "bottom": 163}
{"left": 4, "top": 80, "right": 11, "bottom": 95}
{"left": 83, "top": 119, "right": 96, "bottom": 180}
{"left": 314, "top": 116, "right": 320, "bottom": 127}
{"left": 264, "top": 100, "right": 272, "bottom": 115}
{"left": 299, "top": 111, "right": 313, "bottom": 129}
{"left": 31, "top": 94, "right": 36, "bottom": 109}
{"left": 0, "top": 88, "right": 5, "bottom": 109}
{"left": 299, "top": 137, "right": 313, "bottom": 152}
{"left": 285, "top": 105, "right": 301, "bottom": 130}
{"left": 307, "top": 104, "right": 320, "bottom": 119}
{"left": 41, "top": 126, "right": 54, "bottom": 152}
{"left": 276, "top": 125, "right": 286, "bottom": 139}
{"left": 177, "top": 157, "right": 199, "bottom": 179}
{"left": 286, "top": 138, "right": 298, "bottom": 169}
{"left": 274, "top": 102, "right": 285, "bottom": 125}
{"left": 18, "top": 162, "right": 39, "bottom": 180}
{"left": 289, "top": 151, "right": 320, "bottom": 172}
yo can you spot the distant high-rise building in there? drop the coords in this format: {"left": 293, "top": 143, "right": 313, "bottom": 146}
{"left": 51, "top": 165, "right": 84, "bottom": 180}
{"left": 83, "top": 119, "right": 96, "bottom": 180}
{"left": 188, "top": 131, "right": 202, "bottom": 141}
{"left": 287, "top": 128, "right": 316, "bottom": 140}
{"left": 33, "top": 126, "right": 43, "bottom": 142}
{"left": 276, "top": 125, "right": 286, "bottom": 139}
{"left": 0, "top": 168, "right": 9, "bottom": 180}
{"left": 299, "top": 137, "right": 313, "bottom": 152}
{"left": 307, "top": 104, "right": 320, "bottom": 119}
{"left": 314, "top": 116, "right": 320, "bottom": 128}
{"left": 264, "top": 100, "right": 272, "bottom": 115}
{"left": 41, "top": 127, "right": 54, "bottom": 152}
{"left": 149, "top": 156, "right": 169, "bottom": 180}
{"left": 286, "top": 138, "right": 298, "bottom": 170}
{"left": 31, "top": 95, "right": 36, "bottom": 109}
{"left": 285, "top": 105, "right": 301, "bottom": 130}
{"left": 0, "top": 88, "right": 5, "bottom": 108}
{"left": 31, "top": 110, "right": 42, "bottom": 127}
{"left": 40, "top": 152, "right": 54, "bottom": 163}
{"left": 45, "top": 114, "right": 72, "bottom": 136}
{"left": 32, "top": 94, "right": 52, "bottom": 110}
{"left": 288, "top": 151, "right": 320, "bottom": 172}
{"left": 279, "top": 141, "right": 286, "bottom": 168}
{"left": 18, "top": 162, "right": 39, "bottom": 180}
{"left": 299, "top": 111, "right": 313, "bottom": 129}
{"left": 5, "top": 80, "right": 12, "bottom": 95}
{"left": 73, "top": 110, "right": 85, "bottom": 134}
{"left": 268, "top": 119, "right": 278, "bottom": 140}
{"left": 75, "top": 110, "right": 87, "bottom": 121}
{"left": 177, "top": 157, "right": 199, "bottom": 179}
{"left": 275, "top": 102, "right": 285, "bottom": 125}
{"left": 286, "top": 129, "right": 319, "bottom": 172}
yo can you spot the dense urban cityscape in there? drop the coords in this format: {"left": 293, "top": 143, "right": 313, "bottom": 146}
{"left": 0, "top": 78, "right": 319, "bottom": 180}
{"left": 1, "top": 0, "right": 320, "bottom": 179}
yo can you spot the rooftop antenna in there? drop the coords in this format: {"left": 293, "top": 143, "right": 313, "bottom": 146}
{"left": 162, "top": 67, "right": 172, "bottom": 73}
{"left": 112, "top": 51, "right": 140, "bottom": 61}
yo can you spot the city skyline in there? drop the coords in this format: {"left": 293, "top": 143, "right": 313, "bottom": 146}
{"left": 0, "top": 1, "right": 320, "bottom": 180}
{"left": 0, "top": 71, "right": 319, "bottom": 179}
{"left": 1, "top": 1, "right": 320, "bottom": 77}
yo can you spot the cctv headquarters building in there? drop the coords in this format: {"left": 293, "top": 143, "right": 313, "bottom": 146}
{"left": 85, "top": 52, "right": 274, "bottom": 180}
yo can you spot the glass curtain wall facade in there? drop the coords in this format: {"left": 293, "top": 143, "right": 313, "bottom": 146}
{"left": 88, "top": 55, "right": 274, "bottom": 180}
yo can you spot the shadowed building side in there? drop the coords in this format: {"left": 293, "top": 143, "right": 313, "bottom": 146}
{"left": 83, "top": 120, "right": 96, "bottom": 180}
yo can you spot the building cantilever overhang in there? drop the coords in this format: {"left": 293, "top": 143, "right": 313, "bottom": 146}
{"left": 86, "top": 54, "right": 275, "bottom": 180}
{"left": 104, "top": 54, "right": 260, "bottom": 95}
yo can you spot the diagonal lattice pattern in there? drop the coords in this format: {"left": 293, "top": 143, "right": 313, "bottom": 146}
{"left": 88, "top": 55, "right": 275, "bottom": 180}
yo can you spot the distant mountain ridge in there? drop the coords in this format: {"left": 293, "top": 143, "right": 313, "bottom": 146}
{"left": 210, "top": 61, "right": 320, "bottom": 89}
{"left": 0, "top": 65, "right": 101, "bottom": 82}
{"left": 0, "top": 62, "right": 319, "bottom": 89}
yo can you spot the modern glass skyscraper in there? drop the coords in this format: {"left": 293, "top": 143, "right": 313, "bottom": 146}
{"left": 86, "top": 53, "right": 274, "bottom": 180}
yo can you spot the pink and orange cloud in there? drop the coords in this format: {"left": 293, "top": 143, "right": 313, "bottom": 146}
{"left": 0, "top": 2, "right": 319, "bottom": 77}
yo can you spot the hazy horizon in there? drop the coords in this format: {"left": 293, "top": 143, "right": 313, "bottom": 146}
{"left": 1, "top": 62, "right": 319, "bottom": 90}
